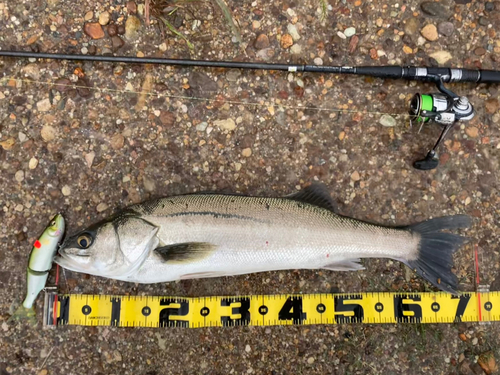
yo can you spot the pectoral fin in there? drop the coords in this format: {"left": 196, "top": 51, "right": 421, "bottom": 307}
{"left": 322, "top": 259, "right": 365, "bottom": 271}
{"left": 155, "top": 242, "right": 216, "bottom": 263}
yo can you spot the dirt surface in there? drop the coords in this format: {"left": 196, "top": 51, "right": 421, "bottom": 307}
{"left": 1, "top": 0, "right": 500, "bottom": 374}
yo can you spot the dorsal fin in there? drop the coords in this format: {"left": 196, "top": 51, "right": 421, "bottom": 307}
{"left": 285, "top": 183, "right": 338, "bottom": 213}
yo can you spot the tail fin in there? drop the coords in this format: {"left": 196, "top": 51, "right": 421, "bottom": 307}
{"left": 402, "top": 215, "right": 471, "bottom": 294}
{"left": 8, "top": 305, "right": 37, "bottom": 325}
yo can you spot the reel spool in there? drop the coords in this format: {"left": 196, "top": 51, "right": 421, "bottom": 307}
{"left": 409, "top": 82, "right": 475, "bottom": 170}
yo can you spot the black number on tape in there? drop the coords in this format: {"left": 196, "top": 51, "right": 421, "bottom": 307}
{"left": 57, "top": 295, "right": 70, "bottom": 325}
{"left": 393, "top": 294, "right": 422, "bottom": 323}
{"left": 375, "top": 302, "right": 384, "bottom": 312}
{"left": 278, "top": 297, "right": 306, "bottom": 324}
{"left": 221, "top": 298, "right": 251, "bottom": 326}
{"left": 317, "top": 304, "right": 326, "bottom": 314}
{"left": 110, "top": 297, "right": 121, "bottom": 326}
{"left": 485, "top": 302, "right": 493, "bottom": 312}
{"left": 431, "top": 302, "right": 440, "bottom": 312}
{"left": 159, "top": 298, "right": 190, "bottom": 327}
{"left": 453, "top": 294, "right": 471, "bottom": 322}
{"left": 334, "top": 295, "right": 364, "bottom": 323}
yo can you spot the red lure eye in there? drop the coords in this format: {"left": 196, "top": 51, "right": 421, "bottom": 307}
{"left": 34, "top": 240, "right": 42, "bottom": 249}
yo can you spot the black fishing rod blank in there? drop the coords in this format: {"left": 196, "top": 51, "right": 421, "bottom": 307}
{"left": 2, "top": 50, "right": 500, "bottom": 83}
{"left": 1, "top": 50, "right": 499, "bottom": 170}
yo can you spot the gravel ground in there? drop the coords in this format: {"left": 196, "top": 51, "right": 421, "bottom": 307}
{"left": 1, "top": 0, "right": 500, "bottom": 374}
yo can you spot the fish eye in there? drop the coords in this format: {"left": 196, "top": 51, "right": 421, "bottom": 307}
{"left": 77, "top": 234, "right": 93, "bottom": 249}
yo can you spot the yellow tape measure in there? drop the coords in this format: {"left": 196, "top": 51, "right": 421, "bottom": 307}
{"left": 43, "top": 291, "right": 498, "bottom": 328}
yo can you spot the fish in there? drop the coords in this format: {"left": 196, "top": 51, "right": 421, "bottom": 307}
{"left": 55, "top": 184, "right": 471, "bottom": 293}
{"left": 9, "top": 214, "right": 65, "bottom": 323}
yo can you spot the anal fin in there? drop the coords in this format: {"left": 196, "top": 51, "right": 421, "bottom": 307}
{"left": 180, "top": 271, "right": 228, "bottom": 280}
{"left": 322, "top": 259, "right": 364, "bottom": 271}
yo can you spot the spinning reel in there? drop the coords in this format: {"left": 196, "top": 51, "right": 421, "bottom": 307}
{"left": 409, "top": 79, "right": 475, "bottom": 170}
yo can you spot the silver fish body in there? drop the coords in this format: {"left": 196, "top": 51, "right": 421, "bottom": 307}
{"left": 56, "top": 185, "right": 470, "bottom": 293}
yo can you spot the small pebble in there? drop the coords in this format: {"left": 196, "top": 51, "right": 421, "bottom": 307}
{"left": 290, "top": 44, "right": 302, "bottom": 54}
{"left": 429, "top": 50, "right": 452, "bottom": 64}
{"left": 351, "top": 171, "right": 360, "bottom": 181}
{"left": 472, "top": 337, "right": 478, "bottom": 345}
{"left": 111, "top": 36, "right": 125, "bottom": 51}
{"left": 313, "top": 57, "right": 323, "bottom": 65}
{"left": 127, "top": 1, "right": 137, "bottom": 13}
{"left": 159, "top": 42, "right": 167, "bottom": 52}
{"left": 196, "top": 122, "right": 208, "bottom": 132}
{"left": 41, "top": 125, "right": 57, "bottom": 142}
{"left": 29, "top": 157, "right": 38, "bottom": 169}
{"left": 287, "top": 24, "right": 301, "bottom": 41}
{"left": 241, "top": 148, "right": 252, "bottom": 157}
{"left": 253, "top": 34, "right": 270, "bottom": 49}
{"left": 15, "top": 170, "right": 24, "bottom": 183}
{"left": 61, "top": 185, "right": 71, "bottom": 196}
{"left": 337, "top": 31, "right": 346, "bottom": 39}
{"left": 466, "top": 126, "right": 479, "bottom": 138}
{"left": 37, "top": 370, "right": 48, "bottom": 375}
{"left": 214, "top": 118, "right": 236, "bottom": 131}
{"left": 125, "top": 16, "right": 141, "bottom": 40}
{"left": 379, "top": 114, "right": 396, "bottom": 127}
{"left": 97, "top": 203, "right": 108, "bottom": 212}
{"left": 36, "top": 98, "right": 52, "bottom": 112}
{"left": 111, "top": 134, "right": 125, "bottom": 149}
{"left": 420, "top": 2, "right": 450, "bottom": 19}
{"left": 280, "top": 34, "right": 293, "bottom": 49}
{"left": 437, "top": 21, "right": 454, "bottom": 36}
{"left": 344, "top": 27, "right": 356, "bottom": 37}
{"left": 478, "top": 17, "right": 489, "bottom": 26}
{"left": 18, "top": 132, "right": 27, "bottom": 142}
{"left": 475, "top": 47, "right": 486, "bottom": 56}
{"left": 307, "top": 357, "right": 315, "bottom": 364}
{"left": 98, "top": 11, "right": 110, "bottom": 26}
{"left": 404, "top": 17, "right": 419, "bottom": 36}
{"left": 81, "top": 46, "right": 88, "bottom": 54}
{"left": 84, "top": 22, "right": 105, "bottom": 39}
{"left": 421, "top": 24, "right": 438, "bottom": 41}
{"left": 245, "top": 345, "right": 251, "bottom": 353}
{"left": 85, "top": 152, "right": 95, "bottom": 168}
{"left": 143, "top": 176, "right": 156, "bottom": 192}
{"left": 107, "top": 24, "right": 118, "bottom": 37}
{"left": 485, "top": 2, "right": 495, "bottom": 11}
{"left": 84, "top": 11, "right": 93, "bottom": 21}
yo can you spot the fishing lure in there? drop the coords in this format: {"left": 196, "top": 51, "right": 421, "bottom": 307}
{"left": 9, "top": 214, "right": 65, "bottom": 324}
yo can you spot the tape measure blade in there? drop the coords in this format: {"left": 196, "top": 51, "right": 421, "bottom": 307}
{"left": 49, "top": 292, "right": 491, "bottom": 328}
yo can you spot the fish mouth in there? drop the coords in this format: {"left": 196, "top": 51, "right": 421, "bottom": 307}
{"left": 53, "top": 252, "right": 86, "bottom": 272}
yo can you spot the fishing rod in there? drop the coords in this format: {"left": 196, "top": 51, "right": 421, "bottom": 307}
{"left": 2, "top": 50, "right": 500, "bottom": 170}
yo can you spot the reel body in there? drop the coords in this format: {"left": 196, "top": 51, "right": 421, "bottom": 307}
{"left": 408, "top": 83, "right": 475, "bottom": 170}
